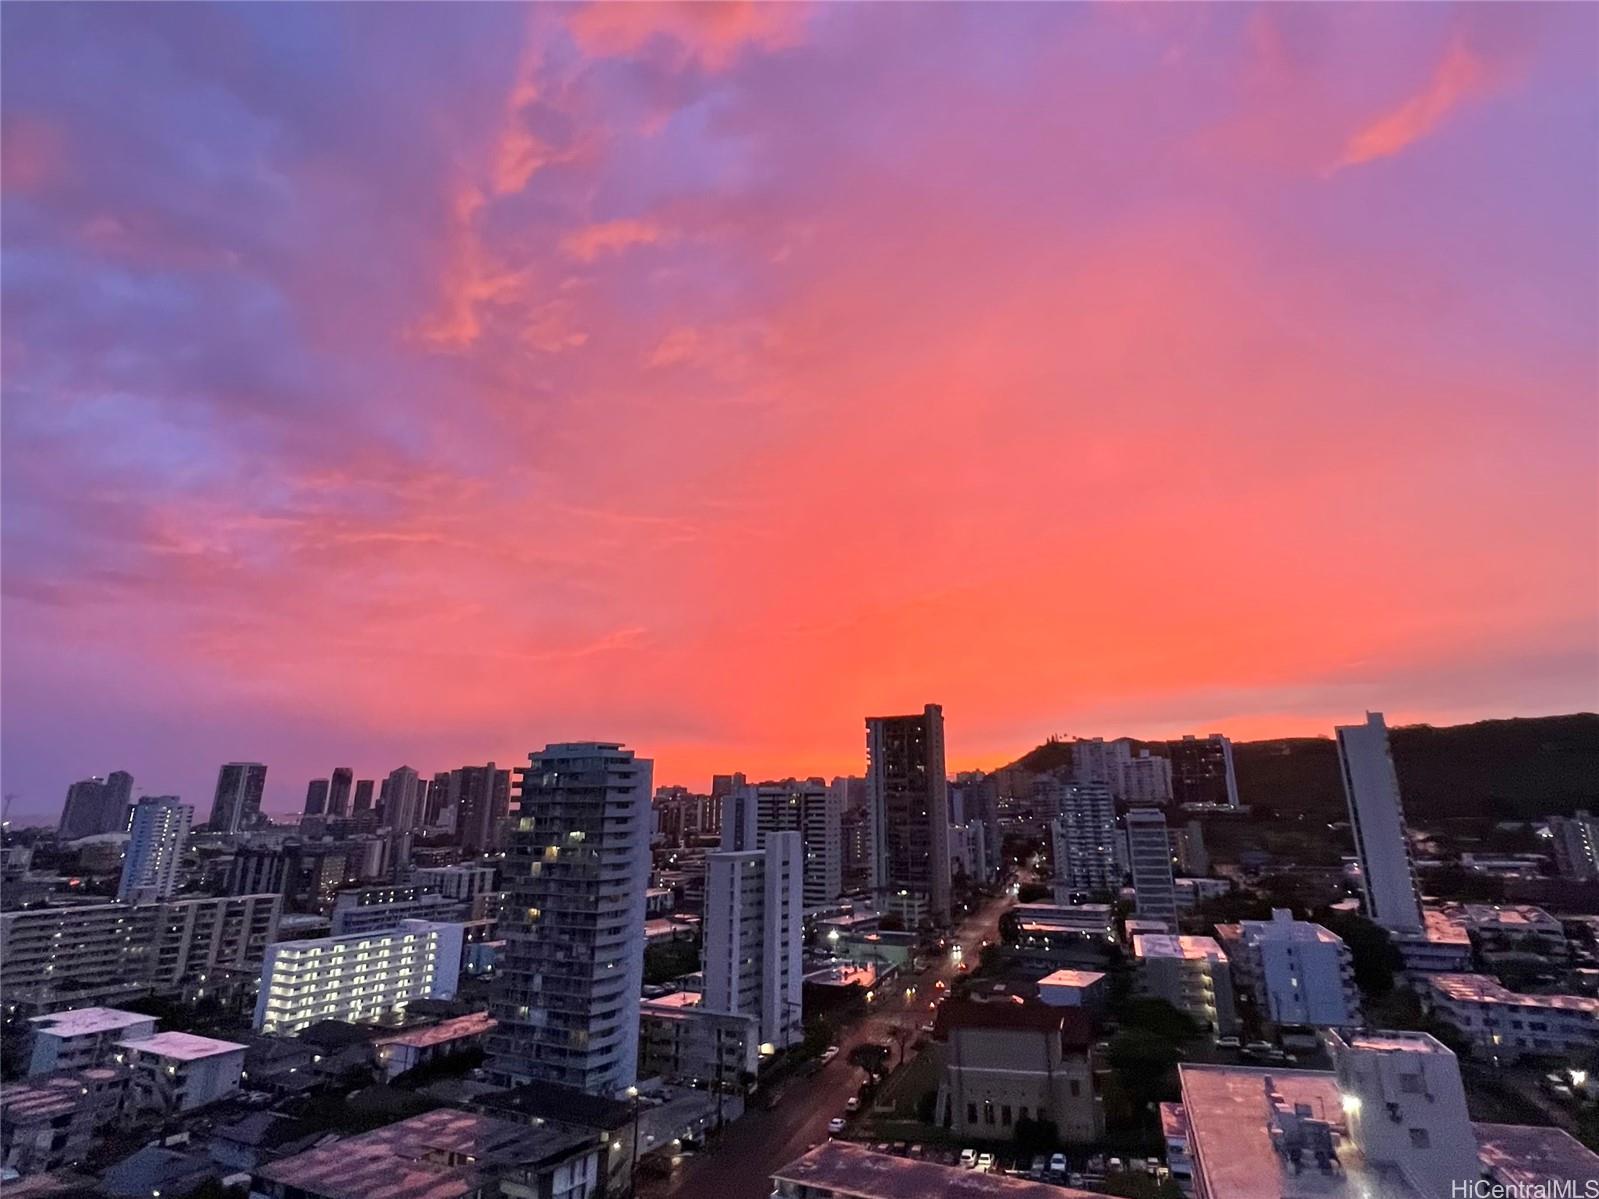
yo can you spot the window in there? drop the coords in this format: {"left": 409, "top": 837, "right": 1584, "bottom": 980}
{"left": 967, "top": 1103, "right": 977, "bottom": 1124}
{"left": 984, "top": 1101, "right": 995, "bottom": 1125}
{"left": 1002, "top": 1105, "right": 1012, "bottom": 1126}
{"left": 1409, "top": 1128, "right": 1430, "bottom": 1149}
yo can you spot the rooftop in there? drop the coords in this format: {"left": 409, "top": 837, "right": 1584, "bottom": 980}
{"left": 1458, "top": 904, "right": 1561, "bottom": 929}
{"left": 29, "top": 1006, "right": 155, "bottom": 1037}
{"left": 375, "top": 1012, "right": 497, "bottom": 1050}
{"left": 1037, "top": 970, "right": 1106, "bottom": 989}
{"left": 1134, "top": 934, "right": 1228, "bottom": 964}
{"left": 934, "top": 996, "right": 1096, "bottom": 1048}
{"left": 641, "top": 990, "right": 704, "bottom": 1011}
{"left": 1417, "top": 908, "right": 1471, "bottom": 945}
{"left": 1340, "top": 1030, "right": 1453, "bottom": 1055}
{"left": 1474, "top": 1122, "right": 1599, "bottom": 1190}
{"left": 1425, "top": 973, "right": 1599, "bottom": 1013}
{"left": 257, "top": 1107, "right": 592, "bottom": 1199}
{"left": 772, "top": 1141, "right": 1098, "bottom": 1198}
{"left": 0, "top": 1067, "right": 126, "bottom": 1123}
{"left": 116, "top": 1031, "right": 248, "bottom": 1061}
{"left": 1177, "top": 1064, "right": 1421, "bottom": 1199}
{"left": 1236, "top": 910, "right": 1343, "bottom": 945}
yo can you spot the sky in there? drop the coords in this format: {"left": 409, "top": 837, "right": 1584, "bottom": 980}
{"left": 3, "top": 3, "right": 1596, "bottom": 823}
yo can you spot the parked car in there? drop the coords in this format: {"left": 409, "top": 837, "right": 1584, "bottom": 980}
{"left": 821, "top": 1046, "right": 841, "bottom": 1064}
{"left": 959, "top": 1148, "right": 978, "bottom": 1168}
{"left": 1244, "top": 1041, "right": 1274, "bottom": 1056}
{"left": 845, "top": 1097, "right": 861, "bottom": 1113}
{"left": 976, "top": 1153, "right": 994, "bottom": 1172}
{"left": 1030, "top": 1156, "right": 1048, "bottom": 1175}
{"left": 1049, "top": 1153, "right": 1068, "bottom": 1175}
{"left": 828, "top": 1118, "right": 846, "bottom": 1135}
{"left": 1216, "top": 1036, "right": 1241, "bottom": 1049}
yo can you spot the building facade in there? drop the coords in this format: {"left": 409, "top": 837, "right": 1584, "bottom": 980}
{"left": 488, "top": 742, "right": 652, "bottom": 1096}
{"left": 1127, "top": 808, "right": 1177, "bottom": 929}
{"left": 1133, "top": 934, "right": 1238, "bottom": 1037}
{"left": 118, "top": 1031, "right": 247, "bottom": 1113}
{"left": 57, "top": 771, "right": 134, "bottom": 840}
{"left": 867, "top": 704, "right": 951, "bottom": 926}
{"left": 702, "top": 832, "right": 804, "bottom": 1051}
{"left": 117, "top": 795, "right": 192, "bottom": 903}
{"left": 1047, "top": 781, "right": 1118, "bottom": 894}
{"left": 1336, "top": 712, "right": 1424, "bottom": 934}
{"left": 1216, "top": 909, "right": 1361, "bottom": 1030}
{"left": 1166, "top": 734, "right": 1240, "bottom": 808}
{"left": 207, "top": 762, "right": 267, "bottom": 835}
{"left": 27, "top": 1007, "right": 157, "bottom": 1076}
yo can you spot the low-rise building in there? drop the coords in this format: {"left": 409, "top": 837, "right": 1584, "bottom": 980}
{"left": 1133, "top": 935, "right": 1237, "bottom": 1037}
{"left": 329, "top": 884, "right": 465, "bottom": 936}
{"left": 638, "top": 991, "right": 760, "bottom": 1087}
{"left": 0, "top": 1066, "right": 129, "bottom": 1175}
{"left": 935, "top": 996, "right": 1102, "bottom": 1144}
{"left": 772, "top": 1141, "right": 1098, "bottom": 1198}
{"left": 1037, "top": 969, "right": 1107, "bottom": 1010}
{"left": 1216, "top": 910, "right": 1360, "bottom": 1030}
{"left": 26, "top": 1007, "right": 157, "bottom": 1076}
{"left": 254, "top": 919, "right": 466, "bottom": 1034}
{"left": 1173, "top": 877, "right": 1229, "bottom": 911}
{"left": 1393, "top": 909, "right": 1475, "bottom": 974}
{"left": 1455, "top": 904, "right": 1568, "bottom": 962}
{"left": 1420, "top": 973, "right": 1599, "bottom": 1062}
{"left": 372, "top": 1011, "right": 498, "bottom": 1080}
{"left": 117, "top": 1031, "right": 247, "bottom": 1113}
{"left": 253, "top": 1107, "right": 604, "bottom": 1199}
{"left": 1159, "top": 1102, "right": 1192, "bottom": 1192}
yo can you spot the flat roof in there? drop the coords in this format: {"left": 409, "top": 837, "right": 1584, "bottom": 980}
{"left": 374, "top": 1012, "right": 497, "bottom": 1050}
{"left": 1459, "top": 904, "right": 1560, "bottom": 928}
{"left": 116, "top": 1031, "right": 248, "bottom": 1061}
{"left": 1474, "top": 1122, "right": 1599, "bottom": 1190}
{"left": 1038, "top": 970, "right": 1106, "bottom": 988}
{"left": 0, "top": 1068, "right": 126, "bottom": 1123}
{"left": 1425, "top": 973, "right": 1599, "bottom": 1013}
{"left": 1342, "top": 1031, "right": 1452, "bottom": 1055}
{"left": 1177, "top": 1064, "right": 1421, "bottom": 1199}
{"left": 772, "top": 1141, "right": 1098, "bottom": 1198}
{"left": 258, "top": 1108, "right": 588, "bottom": 1199}
{"left": 1135, "top": 934, "right": 1228, "bottom": 964}
{"left": 642, "top": 991, "right": 703, "bottom": 1010}
{"left": 30, "top": 1007, "right": 155, "bottom": 1037}
{"left": 1417, "top": 908, "right": 1471, "bottom": 945}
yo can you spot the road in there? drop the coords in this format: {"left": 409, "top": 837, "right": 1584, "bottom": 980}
{"left": 645, "top": 888, "right": 1015, "bottom": 1199}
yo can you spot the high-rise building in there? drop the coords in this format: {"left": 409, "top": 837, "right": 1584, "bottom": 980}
{"left": 866, "top": 704, "right": 951, "bottom": 926}
{"left": 1166, "top": 734, "right": 1240, "bottom": 808}
{"left": 303, "top": 778, "right": 330, "bottom": 817}
{"left": 488, "top": 742, "right": 651, "bottom": 1095}
{"left": 383, "top": 766, "right": 424, "bottom": 877}
{"left": 117, "top": 796, "right": 192, "bottom": 903}
{"left": 1127, "top": 808, "right": 1177, "bottom": 929}
{"left": 327, "top": 768, "right": 354, "bottom": 818}
{"left": 451, "top": 763, "right": 512, "bottom": 853}
{"left": 1118, "top": 751, "right": 1173, "bottom": 806}
{"left": 57, "top": 772, "right": 135, "bottom": 840}
{"left": 1171, "top": 821, "right": 1209, "bottom": 877}
{"left": 1336, "top": 712, "right": 1423, "bottom": 935}
{"left": 207, "top": 763, "right": 267, "bottom": 834}
{"left": 703, "top": 831, "right": 804, "bottom": 1051}
{"left": 1046, "top": 780, "right": 1118, "bottom": 895}
{"left": 1549, "top": 810, "right": 1599, "bottom": 880}
{"left": 351, "top": 778, "right": 375, "bottom": 815}
{"left": 1071, "top": 737, "right": 1134, "bottom": 796}
{"left": 723, "top": 780, "right": 843, "bottom": 907}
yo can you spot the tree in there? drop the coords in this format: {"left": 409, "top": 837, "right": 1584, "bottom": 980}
{"left": 1314, "top": 910, "right": 1401, "bottom": 997}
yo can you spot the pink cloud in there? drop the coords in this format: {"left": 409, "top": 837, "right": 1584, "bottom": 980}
{"left": 1331, "top": 35, "right": 1493, "bottom": 173}
{"left": 567, "top": 1, "right": 807, "bottom": 72}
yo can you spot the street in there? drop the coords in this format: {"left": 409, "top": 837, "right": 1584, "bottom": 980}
{"left": 645, "top": 888, "right": 1015, "bottom": 1198}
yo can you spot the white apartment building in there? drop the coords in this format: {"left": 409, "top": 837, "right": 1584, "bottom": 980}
{"left": 949, "top": 820, "right": 991, "bottom": 883}
{"left": 412, "top": 863, "right": 498, "bottom": 903}
{"left": 488, "top": 742, "right": 652, "bottom": 1096}
{"left": 638, "top": 992, "right": 760, "bottom": 1087}
{"left": 1133, "top": 935, "right": 1238, "bottom": 1037}
{"left": 1336, "top": 713, "right": 1424, "bottom": 935}
{"left": 1126, "top": 809, "right": 1177, "bottom": 929}
{"left": 116, "top": 1031, "right": 247, "bottom": 1113}
{"left": 724, "top": 780, "right": 843, "bottom": 908}
{"left": 253, "top": 919, "right": 465, "bottom": 1034}
{"left": 1327, "top": 1030, "right": 1481, "bottom": 1199}
{"left": 703, "top": 831, "right": 803, "bottom": 1052}
{"left": 1047, "top": 781, "right": 1118, "bottom": 894}
{"left": 1217, "top": 909, "right": 1361, "bottom": 1030}
{"left": 1070, "top": 737, "right": 1134, "bottom": 795}
{"left": 1421, "top": 973, "right": 1599, "bottom": 1063}
{"left": 27, "top": 1007, "right": 157, "bottom": 1076}
{"left": 1118, "top": 750, "right": 1173, "bottom": 806}
{"left": 117, "top": 796, "right": 192, "bottom": 903}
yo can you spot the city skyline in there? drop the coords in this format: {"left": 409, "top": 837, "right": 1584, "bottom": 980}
{"left": 5, "top": 4, "right": 1597, "bottom": 823}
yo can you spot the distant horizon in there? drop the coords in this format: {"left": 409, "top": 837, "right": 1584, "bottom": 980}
{"left": 7, "top": 705, "right": 1593, "bottom": 828}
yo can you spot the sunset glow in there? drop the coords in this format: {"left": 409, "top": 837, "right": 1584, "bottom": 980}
{"left": 3, "top": 3, "right": 1595, "bottom": 818}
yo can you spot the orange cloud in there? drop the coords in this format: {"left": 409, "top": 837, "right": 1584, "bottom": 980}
{"left": 567, "top": 1, "right": 807, "bottom": 71}
{"left": 560, "top": 217, "right": 672, "bottom": 262}
{"left": 1331, "top": 36, "right": 1491, "bottom": 173}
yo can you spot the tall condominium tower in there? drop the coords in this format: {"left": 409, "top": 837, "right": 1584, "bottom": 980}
{"left": 451, "top": 763, "right": 512, "bottom": 853}
{"left": 1336, "top": 713, "right": 1423, "bottom": 935}
{"left": 1046, "top": 780, "right": 1119, "bottom": 894}
{"left": 488, "top": 742, "right": 651, "bottom": 1096}
{"left": 118, "top": 796, "right": 193, "bottom": 903}
{"left": 58, "top": 771, "right": 134, "bottom": 840}
{"left": 1118, "top": 751, "right": 1172, "bottom": 806}
{"left": 303, "top": 779, "right": 330, "bottom": 817}
{"left": 327, "top": 768, "right": 354, "bottom": 818}
{"left": 1071, "top": 737, "right": 1134, "bottom": 797}
{"left": 867, "top": 704, "right": 951, "bottom": 927}
{"left": 207, "top": 763, "right": 267, "bottom": 834}
{"left": 703, "top": 831, "right": 804, "bottom": 1052}
{"left": 351, "top": 778, "right": 375, "bottom": 815}
{"left": 723, "top": 780, "right": 843, "bottom": 908}
{"left": 1127, "top": 808, "right": 1177, "bottom": 929}
{"left": 1550, "top": 811, "right": 1599, "bottom": 880}
{"left": 1167, "top": 734, "right": 1240, "bottom": 808}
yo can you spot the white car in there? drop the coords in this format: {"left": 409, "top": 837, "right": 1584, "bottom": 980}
{"left": 820, "top": 1046, "right": 840, "bottom": 1064}
{"left": 1049, "top": 1153, "right": 1068, "bottom": 1175}
{"left": 959, "top": 1148, "right": 977, "bottom": 1168}
{"left": 845, "top": 1097, "right": 861, "bottom": 1113}
{"left": 828, "top": 1118, "right": 846, "bottom": 1135}
{"left": 976, "top": 1153, "right": 994, "bottom": 1172}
